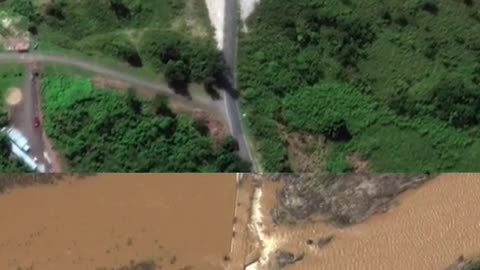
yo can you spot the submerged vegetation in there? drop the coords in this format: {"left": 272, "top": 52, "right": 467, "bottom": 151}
{"left": 239, "top": 0, "right": 480, "bottom": 172}
{"left": 40, "top": 75, "right": 250, "bottom": 172}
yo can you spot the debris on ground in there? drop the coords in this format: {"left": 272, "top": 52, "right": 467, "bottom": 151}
{"left": 274, "top": 250, "right": 304, "bottom": 269}
{"left": 445, "top": 256, "right": 480, "bottom": 270}
{"left": 316, "top": 235, "right": 334, "bottom": 248}
{"left": 0, "top": 12, "right": 31, "bottom": 51}
{"left": 191, "top": 109, "right": 228, "bottom": 146}
{"left": 267, "top": 173, "right": 434, "bottom": 226}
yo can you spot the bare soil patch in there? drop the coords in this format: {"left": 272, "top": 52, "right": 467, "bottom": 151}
{"left": 285, "top": 131, "right": 327, "bottom": 173}
{"left": 346, "top": 153, "right": 369, "bottom": 173}
{"left": 5, "top": 87, "right": 22, "bottom": 106}
{"left": 179, "top": 106, "right": 228, "bottom": 146}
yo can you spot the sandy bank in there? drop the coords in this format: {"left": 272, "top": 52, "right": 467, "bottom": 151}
{"left": 239, "top": 0, "right": 261, "bottom": 31}
{"left": 205, "top": 0, "right": 225, "bottom": 49}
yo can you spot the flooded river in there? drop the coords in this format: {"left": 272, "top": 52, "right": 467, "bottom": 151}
{"left": 255, "top": 174, "right": 480, "bottom": 270}
{"left": 0, "top": 174, "right": 236, "bottom": 270}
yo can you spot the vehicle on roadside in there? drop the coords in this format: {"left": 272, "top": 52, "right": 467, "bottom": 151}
{"left": 3, "top": 127, "right": 31, "bottom": 152}
{"left": 33, "top": 117, "right": 40, "bottom": 128}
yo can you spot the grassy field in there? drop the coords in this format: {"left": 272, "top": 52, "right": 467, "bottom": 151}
{"left": 239, "top": 0, "right": 480, "bottom": 172}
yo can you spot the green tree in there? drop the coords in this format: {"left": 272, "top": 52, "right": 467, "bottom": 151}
{"left": 431, "top": 74, "right": 480, "bottom": 127}
{"left": 126, "top": 88, "right": 142, "bottom": 113}
{"left": 152, "top": 94, "right": 172, "bottom": 116}
{"left": 9, "top": 0, "right": 38, "bottom": 22}
{"left": 39, "top": 75, "right": 247, "bottom": 172}
{"left": 140, "top": 29, "right": 183, "bottom": 71}
{"left": 165, "top": 60, "right": 189, "bottom": 84}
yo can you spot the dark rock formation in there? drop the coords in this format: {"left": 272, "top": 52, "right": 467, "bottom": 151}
{"left": 275, "top": 250, "right": 304, "bottom": 268}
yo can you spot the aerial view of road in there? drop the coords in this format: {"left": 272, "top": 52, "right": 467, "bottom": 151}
{"left": 0, "top": 0, "right": 259, "bottom": 173}
{"left": 8, "top": 63, "right": 50, "bottom": 171}
{"left": 223, "top": 0, "right": 258, "bottom": 171}
{"left": 0, "top": 50, "right": 253, "bottom": 172}
{"left": 3, "top": 1, "right": 480, "bottom": 270}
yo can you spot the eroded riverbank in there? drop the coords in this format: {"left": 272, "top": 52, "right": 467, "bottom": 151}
{"left": 251, "top": 174, "right": 480, "bottom": 270}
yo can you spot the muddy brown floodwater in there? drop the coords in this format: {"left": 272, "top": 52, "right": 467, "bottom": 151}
{"left": 0, "top": 174, "right": 236, "bottom": 270}
{"left": 256, "top": 174, "right": 480, "bottom": 270}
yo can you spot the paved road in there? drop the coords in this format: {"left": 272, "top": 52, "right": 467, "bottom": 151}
{"left": 223, "top": 0, "right": 259, "bottom": 172}
{"left": 10, "top": 65, "right": 50, "bottom": 172}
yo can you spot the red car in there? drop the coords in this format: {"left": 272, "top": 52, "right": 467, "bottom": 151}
{"left": 33, "top": 117, "right": 40, "bottom": 128}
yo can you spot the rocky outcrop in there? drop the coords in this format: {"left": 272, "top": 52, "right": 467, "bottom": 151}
{"left": 274, "top": 250, "right": 304, "bottom": 268}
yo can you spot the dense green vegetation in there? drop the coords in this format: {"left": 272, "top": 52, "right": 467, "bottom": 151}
{"left": 0, "top": 0, "right": 222, "bottom": 85}
{"left": 239, "top": 0, "right": 480, "bottom": 172}
{"left": 40, "top": 75, "right": 249, "bottom": 172}
{"left": 0, "top": 66, "right": 29, "bottom": 172}
{"left": 0, "top": 66, "right": 21, "bottom": 130}
{"left": 139, "top": 28, "right": 223, "bottom": 84}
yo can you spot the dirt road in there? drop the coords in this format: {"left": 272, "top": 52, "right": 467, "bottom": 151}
{"left": 9, "top": 64, "right": 50, "bottom": 171}
{"left": 0, "top": 52, "right": 222, "bottom": 114}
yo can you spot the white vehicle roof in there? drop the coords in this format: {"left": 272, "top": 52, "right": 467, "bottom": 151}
{"left": 6, "top": 127, "right": 29, "bottom": 149}
{"left": 11, "top": 143, "right": 37, "bottom": 170}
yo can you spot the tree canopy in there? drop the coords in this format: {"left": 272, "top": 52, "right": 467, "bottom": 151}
{"left": 40, "top": 75, "right": 250, "bottom": 172}
{"left": 239, "top": 0, "right": 480, "bottom": 172}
